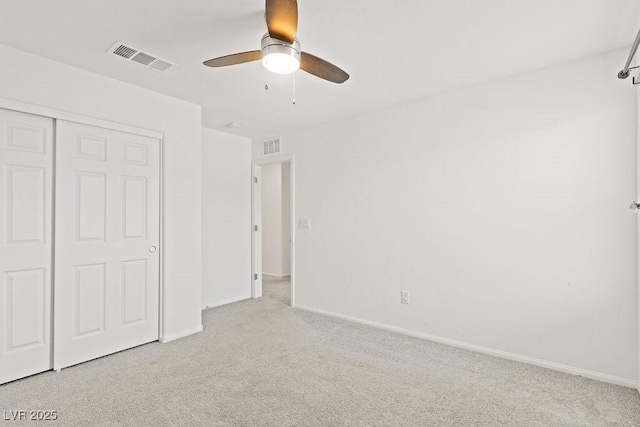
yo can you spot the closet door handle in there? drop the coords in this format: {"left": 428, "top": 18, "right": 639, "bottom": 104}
{"left": 149, "top": 246, "right": 157, "bottom": 253}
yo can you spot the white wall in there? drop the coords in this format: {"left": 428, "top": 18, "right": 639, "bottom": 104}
{"left": 201, "top": 128, "right": 252, "bottom": 308}
{"left": 262, "top": 164, "right": 283, "bottom": 276}
{"left": 253, "top": 50, "right": 638, "bottom": 386}
{"left": 281, "top": 162, "right": 291, "bottom": 276}
{"left": 0, "top": 44, "right": 203, "bottom": 341}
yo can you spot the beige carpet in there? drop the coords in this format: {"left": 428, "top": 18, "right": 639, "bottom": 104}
{"left": 1, "top": 279, "right": 639, "bottom": 426}
{"left": 263, "top": 275, "right": 291, "bottom": 305}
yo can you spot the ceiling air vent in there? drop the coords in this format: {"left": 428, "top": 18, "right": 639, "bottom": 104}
{"left": 107, "top": 41, "right": 175, "bottom": 73}
{"left": 262, "top": 137, "right": 282, "bottom": 156}
{"left": 131, "top": 52, "right": 156, "bottom": 66}
{"left": 113, "top": 44, "right": 137, "bottom": 59}
{"left": 149, "top": 60, "right": 174, "bottom": 72}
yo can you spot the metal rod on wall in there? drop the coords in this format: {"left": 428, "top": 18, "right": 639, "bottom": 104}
{"left": 618, "top": 27, "right": 640, "bottom": 79}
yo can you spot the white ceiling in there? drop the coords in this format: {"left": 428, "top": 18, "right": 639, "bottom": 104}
{"left": 0, "top": 0, "right": 638, "bottom": 139}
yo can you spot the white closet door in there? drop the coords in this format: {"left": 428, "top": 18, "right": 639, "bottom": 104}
{"left": 0, "top": 109, "right": 53, "bottom": 384}
{"left": 54, "top": 121, "right": 160, "bottom": 369}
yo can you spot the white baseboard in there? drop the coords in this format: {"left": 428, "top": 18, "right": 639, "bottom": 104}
{"left": 263, "top": 272, "right": 291, "bottom": 278}
{"left": 202, "top": 296, "right": 250, "bottom": 310}
{"left": 295, "top": 305, "right": 636, "bottom": 389}
{"left": 159, "top": 325, "right": 203, "bottom": 344}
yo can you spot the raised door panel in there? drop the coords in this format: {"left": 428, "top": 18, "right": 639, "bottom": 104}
{"left": 75, "top": 172, "right": 107, "bottom": 241}
{"left": 73, "top": 264, "right": 106, "bottom": 337}
{"left": 5, "top": 122, "right": 46, "bottom": 154}
{"left": 0, "top": 109, "right": 53, "bottom": 385}
{"left": 5, "top": 268, "right": 46, "bottom": 351}
{"left": 75, "top": 135, "right": 107, "bottom": 161}
{"left": 122, "top": 259, "right": 147, "bottom": 326}
{"left": 122, "top": 142, "right": 148, "bottom": 166}
{"left": 122, "top": 176, "right": 147, "bottom": 239}
{"left": 5, "top": 166, "right": 46, "bottom": 244}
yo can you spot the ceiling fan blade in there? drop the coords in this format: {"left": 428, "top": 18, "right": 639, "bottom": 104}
{"left": 265, "top": 0, "right": 298, "bottom": 44}
{"left": 300, "top": 52, "right": 349, "bottom": 84}
{"left": 203, "top": 50, "right": 263, "bottom": 67}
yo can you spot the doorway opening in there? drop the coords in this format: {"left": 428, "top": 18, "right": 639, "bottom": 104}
{"left": 252, "top": 155, "right": 295, "bottom": 307}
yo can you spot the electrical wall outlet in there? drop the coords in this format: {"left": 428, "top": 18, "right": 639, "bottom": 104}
{"left": 401, "top": 291, "right": 410, "bottom": 304}
{"left": 299, "top": 219, "right": 311, "bottom": 229}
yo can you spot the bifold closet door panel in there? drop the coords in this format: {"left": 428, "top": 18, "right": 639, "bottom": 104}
{"left": 54, "top": 120, "right": 160, "bottom": 370}
{"left": 0, "top": 109, "right": 53, "bottom": 384}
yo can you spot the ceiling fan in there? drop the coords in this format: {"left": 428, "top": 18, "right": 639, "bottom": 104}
{"left": 203, "top": 0, "right": 349, "bottom": 84}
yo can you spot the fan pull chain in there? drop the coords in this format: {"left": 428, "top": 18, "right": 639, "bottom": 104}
{"left": 265, "top": 68, "right": 269, "bottom": 91}
{"left": 292, "top": 73, "right": 296, "bottom": 105}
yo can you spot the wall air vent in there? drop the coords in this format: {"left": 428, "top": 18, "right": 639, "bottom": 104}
{"left": 107, "top": 41, "right": 175, "bottom": 73}
{"left": 262, "top": 137, "right": 282, "bottom": 156}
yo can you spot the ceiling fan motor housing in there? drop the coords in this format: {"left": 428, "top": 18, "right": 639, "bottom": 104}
{"left": 261, "top": 33, "right": 301, "bottom": 74}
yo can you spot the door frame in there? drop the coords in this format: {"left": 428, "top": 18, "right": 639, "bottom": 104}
{"left": 252, "top": 154, "right": 296, "bottom": 307}
{"left": 0, "top": 98, "right": 167, "bottom": 360}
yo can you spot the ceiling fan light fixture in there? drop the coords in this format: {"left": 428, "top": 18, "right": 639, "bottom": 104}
{"left": 263, "top": 52, "right": 300, "bottom": 74}
{"left": 203, "top": 1, "right": 349, "bottom": 84}
{"left": 261, "top": 33, "right": 300, "bottom": 74}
